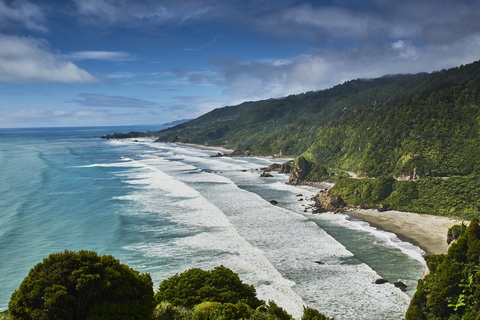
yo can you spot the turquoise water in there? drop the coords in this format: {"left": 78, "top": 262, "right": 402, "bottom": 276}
{"left": 0, "top": 127, "right": 425, "bottom": 319}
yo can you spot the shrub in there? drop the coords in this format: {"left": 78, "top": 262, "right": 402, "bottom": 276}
{"left": 8, "top": 250, "right": 154, "bottom": 320}
{"left": 155, "top": 266, "right": 263, "bottom": 309}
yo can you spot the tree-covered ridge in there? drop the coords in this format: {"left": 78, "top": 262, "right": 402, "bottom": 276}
{"left": 303, "top": 79, "right": 480, "bottom": 178}
{"left": 406, "top": 220, "right": 480, "bottom": 320}
{"left": 153, "top": 72, "right": 437, "bottom": 153}
{"left": 151, "top": 60, "right": 480, "bottom": 160}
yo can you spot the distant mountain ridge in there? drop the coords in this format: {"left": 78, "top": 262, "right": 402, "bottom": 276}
{"left": 161, "top": 119, "right": 194, "bottom": 127}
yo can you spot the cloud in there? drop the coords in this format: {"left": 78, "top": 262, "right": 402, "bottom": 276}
{"left": 198, "top": 33, "right": 480, "bottom": 102}
{"left": 69, "top": 93, "right": 157, "bottom": 108}
{"left": 0, "top": 34, "right": 97, "bottom": 83}
{"left": 64, "top": 51, "right": 136, "bottom": 61}
{"left": 0, "top": 0, "right": 47, "bottom": 32}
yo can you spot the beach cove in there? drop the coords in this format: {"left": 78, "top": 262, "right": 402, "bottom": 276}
{"left": 182, "top": 142, "right": 463, "bottom": 257}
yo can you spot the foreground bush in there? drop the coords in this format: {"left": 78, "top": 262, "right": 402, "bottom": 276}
{"left": 7, "top": 252, "right": 333, "bottom": 320}
{"left": 8, "top": 250, "right": 154, "bottom": 320}
{"left": 155, "top": 266, "right": 264, "bottom": 310}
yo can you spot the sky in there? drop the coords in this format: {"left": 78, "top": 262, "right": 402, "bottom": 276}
{"left": 2, "top": 0, "right": 480, "bottom": 128}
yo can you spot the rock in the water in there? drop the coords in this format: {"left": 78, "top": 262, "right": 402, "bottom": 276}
{"left": 270, "top": 200, "right": 278, "bottom": 205}
{"left": 378, "top": 204, "right": 387, "bottom": 212}
{"left": 394, "top": 281, "right": 407, "bottom": 291}
{"left": 314, "top": 260, "right": 324, "bottom": 265}
{"left": 210, "top": 152, "right": 224, "bottom": 157}
{"left": 375, "top": 279, "right": 389, "bottom": 284}
{"left": 260, "top": 171, "right": 274, "bottom": 177}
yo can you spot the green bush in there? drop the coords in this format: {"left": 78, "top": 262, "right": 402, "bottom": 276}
{"left": 8, "top": 250, "right": 154, "bottom": 320}
{"left": 155, "top": 266, "right": 263, "bottom": 310}
{"left": 301, "top": 307, "right": 334, "bottom": 320}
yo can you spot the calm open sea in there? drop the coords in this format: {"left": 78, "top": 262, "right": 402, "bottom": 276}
{"left": 0, "top": 126, "right": 425, "bottom": 319}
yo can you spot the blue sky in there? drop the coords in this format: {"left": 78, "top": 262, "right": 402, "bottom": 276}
{"left": 2, "top": 0, "right": 480, "bottom": 128}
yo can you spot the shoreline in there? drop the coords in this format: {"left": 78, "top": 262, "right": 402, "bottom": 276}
{"left": 174, "top": 142, "right": 235, "bottom": 154}
{"left": 174, "top": 142, "right": 295, "bottom": 161}
{"left": 347, "top": 209, "right": 466, "bottom": 256}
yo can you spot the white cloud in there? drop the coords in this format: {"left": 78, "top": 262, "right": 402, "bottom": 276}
{"left": 281, "top": 4, "right": 387, "bottom": 38}
{"left": 65, "top": 51, "right": 136, "bottom": 61}
{"left": 0, "top": 0, "right": 47, "bottom": 32}
{"left": 203, "top": 33, "right": 480, "bottom": 103}
{"left": 0, "top": 35, "right": 97, "bottom": 83}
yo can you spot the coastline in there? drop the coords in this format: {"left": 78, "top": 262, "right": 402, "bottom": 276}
{"left": 347, "top": 209, "right": 466, "bottom": 256}
{"left": 175, "top": 142, "right": 295, "bottom": 161}
{"left": 175, "top": 142, "right": 235, "bottom": 154}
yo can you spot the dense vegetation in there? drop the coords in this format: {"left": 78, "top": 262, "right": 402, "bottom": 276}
{"left": 329, "top": 174, "right": 480, "bottom": 219}
{"left": 154, "top": 266, "right": 263, "bottom": 310}
{"left": 406, "top": 220, "right": 480, "bottom": 319}
{"left": 153, "top": 266, "right": 333, "bottom": 320}
{"left": 5, "top": 251, "right": 332, "bottom": 320}
{"left": 287, "top": 156, "right": 348, "bottom": 184}
{"left": 8, "top": 250, "right": 154, "bottom": 320}
{"left": 303, "top": 79, "right": 480, "bottom": 178}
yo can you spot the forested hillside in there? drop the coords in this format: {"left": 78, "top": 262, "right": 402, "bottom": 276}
{"left": 104, "top": 60, "right": 480, "bottom": 181}
{"left": 152, "top": 60, "right": 480, "bottom": 172}
{"left": 154, "top": 73, "right": 429, "bottom": 154}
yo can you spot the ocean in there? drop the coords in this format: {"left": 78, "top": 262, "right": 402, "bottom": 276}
{"left": 0, "top": 126, "right": 425, "bottom": 319}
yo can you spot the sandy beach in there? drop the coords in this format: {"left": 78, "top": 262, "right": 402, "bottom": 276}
{"left": 348, "top": 209, "right": 467, "bottom": 255}
{"left": 175, "top": 142, "right": 235, "bottom": 154}
{"left": 176, "top": 142, "right": 295, "bottom": 161}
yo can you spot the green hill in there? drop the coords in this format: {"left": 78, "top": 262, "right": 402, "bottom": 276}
{"left": 154, "top": 61, "right": 480, "bottom": 171}
{"left": 105, "top": 59, "right": 480, "bottom": 186}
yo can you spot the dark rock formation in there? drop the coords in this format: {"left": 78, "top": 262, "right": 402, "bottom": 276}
{"left": 314, "top": 261, "right": 324, "bottom": 265}
{"left": 278, "top": 163, "right": 292, "bottom": 174}
{"left": 260, "top": 172, "right": 274, "bottom": 178}
{"left": 270, "top": 200, "right": 278, "bottom": 205}
{"left": 312, "top": 190, "right": 349, "bottom": 213}
{"left": 210, "top": 152, "right": 224, "bottom": 157}
{"left": 375, "top": 279, "right": 389, "bottom": 284}
{"left": 394, "top": 281, "right": 408, "bottom": 292}
{"left": 260, "top": 163, "right": 292, "bottom": 174}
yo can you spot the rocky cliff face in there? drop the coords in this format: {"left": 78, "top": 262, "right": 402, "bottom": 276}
{"left": 312, "top": 190, "right": 351, "bottom": 213}
{"left": 288, "top": 161, "right": 307, "bottom": 185}
{"left": 261, "top": 163, "right": 292, "bottom": 174}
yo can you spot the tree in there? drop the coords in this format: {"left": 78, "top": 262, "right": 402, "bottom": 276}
{"left": 8, "top": 250, "right": 154, "bottom": 320}
{"left": 155, "top": 265, "right": 263, "bottom": 309}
